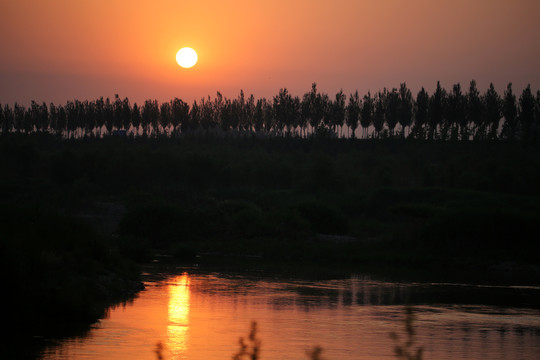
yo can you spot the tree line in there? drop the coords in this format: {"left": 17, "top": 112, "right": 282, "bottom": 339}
{"left": 1, "top": 81, "right": 539, "bottom": 141}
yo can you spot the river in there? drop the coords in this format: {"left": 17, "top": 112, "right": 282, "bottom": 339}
{"left": 40, "top": 267, "right": 540, "bottom": 359}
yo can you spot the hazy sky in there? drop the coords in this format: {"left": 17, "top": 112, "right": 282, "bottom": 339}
{"left": 1, "top": 0, "right": 539, "bottom": 105}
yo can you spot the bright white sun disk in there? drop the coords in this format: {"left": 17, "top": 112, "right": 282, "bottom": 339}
{"left": 176, "top": 47, "right": 198, "bottom": 68}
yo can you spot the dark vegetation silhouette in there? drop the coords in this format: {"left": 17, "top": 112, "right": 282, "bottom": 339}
{"left": 2, "top": 204, "right": 142, "bottom": 358}
{"left": 1, "top": 81, "right": 539, "bottom": 141}
{"left": 2, "top": 82, "right": 540, "bottom": 358}
{"left": 3, "top": 134, "right": 539, "bottom": 293}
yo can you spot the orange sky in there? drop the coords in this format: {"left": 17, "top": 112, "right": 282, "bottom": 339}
{"left": 1, "top": 0, "right": 539, "bottom": 105}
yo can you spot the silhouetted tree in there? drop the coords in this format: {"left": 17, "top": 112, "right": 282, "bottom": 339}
{"left": 5, "top": 105, "right": 14, "bottom": 134}
{"left": 35, "top": 101, "right": 49, "bottom": 132}
{"left": 220, "top": 98, "right": 233, "bottom": 132}
{"left": 329, "top": 90, "right": 346, "bottom": 137}
{"left": 519, "top": 84, "right": 535, "bottom": 142}
{"left": 398, "top": 83, "right": 413, "bottom": 138}
{"left": 386, "top": 88, "right": 400, "bottom": 136}
{"left": 121, "top": 98, "right": 132, "bottom": 132}
{"left": 56, "top": 105, "right": 67, "bottom": 137}
{"left": 262, "top": 99, "right": 274, "bottom": 134}
{"left": 244, "top": 94, "right": 256, "bottom": 134}
{"left": 447, "top": 83, "right": 467, "bottom": 141}
{"left": 25, "top": 101, "right": 37, "bottom": 133}
{"left": 211, "top": 92, "right": 224, "bottom": 132}
{"left": 159, "top": 101, "right": 171, "bottom": 135}
{"left": 23, "top": 106, "right": 33, "bottom": 134}
{"left": 94, "top": 97, "right": 106, "bottom": 137}
{"left": 291, "top": 96, "right": 302, "bottom": 136}
{"left": 484, "top": 83, "right": 502, "bottom": 140}
{"left": 501, "top": 83, "right": 518, "bottom": 140}
{"left": 15, "top": 103, "right": 26, "bottom": 133}
{"left": 77, "top": 101, "right": 88, "bottom": 137}
{"left": 84, "top": 100, "right": 96, "bottom": 137}
{"left": 113, "top": 94, "right": 123, "bottom": 131}
{"left": 253, "top": 98, "right": 265, "bottom": 134}
{"left": 412, "top": 87, "right": 429, "bottom": 140}
{"left": 236, "top": 91, "right": 251, "bottom": 133}
{"left": 142, "top": 99, "right": 159, "bottom": 137}
{"left": 274, "top": 88, "right": 299, "bottom": 136}
{"left": 65, "top": 101, "right": 77, "bottom": 138}
{"left": 199, "top": 96, "right": 215, "bottom": 133}
{"left": 230, "top": 96, "right": 242, "bottom": 132}
{"left": 302, "top": 83, "right": 328, "bottom": 134}
{"left": 346, "top": 91, "right": 360, "bottom": 138}
{"left": 131, "top": 103, "right": 142, "bottom": 136}
{"left": 467, "top": 80, "right": 484, "bottom": 140}
{"left": 428, "top": 81, "right": 446, "bottom": 140}
{"left": 535, "top": 90, "right": 540, "bottom": 140}
{"left": 373, "top": 90, "right": 387, "bottom": 138}
{"left": 170, "top": 98, "right": 189, "bottom": 136}
{"left": 360, "top": 92, "right": 374, "bottom": 139}
{"left": 151, "top": 100, "right": 162, "bottom": 136}
{"left": 102, "top": 98, "right": 114, "bottom": 136}
{"left": 186, "top": 100, "right": 200, "bottom": 133}
{"left": 48, "top": 103, "right": 57, "bottom": 135}
{"left": 12, "top": 103, "right": 25, "bottom": 133}
{"left": 4, "top": 83, "right": 539, "bottom": 142}
{"left": 28, "top": 101, "right": 38, "bottom": 133}
{"left": 0, "top": 104, "right": 5, "bottom": 133}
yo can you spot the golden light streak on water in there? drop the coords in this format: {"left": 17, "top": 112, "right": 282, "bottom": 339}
{"left": 166, "top": 273, "right": 191, "bottom": 357}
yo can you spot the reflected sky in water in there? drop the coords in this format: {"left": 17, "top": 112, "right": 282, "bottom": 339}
{"left": 41, "top": 271, "right": 540, "bottom": 360}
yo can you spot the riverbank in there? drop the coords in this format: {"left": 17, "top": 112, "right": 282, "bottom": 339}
{"left": 2, "top": 204, "right": 143, "bottom": 359}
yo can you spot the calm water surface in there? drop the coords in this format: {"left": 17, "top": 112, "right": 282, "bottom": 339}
{"left": 41, "top": 269, "right": 540, "bottom": 360}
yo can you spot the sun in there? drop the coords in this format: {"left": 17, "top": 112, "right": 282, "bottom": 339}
{"left": 176, "top": 47, "right": 198, "bottom": 68}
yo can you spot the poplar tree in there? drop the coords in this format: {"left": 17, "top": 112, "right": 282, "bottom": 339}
{"left": 3, "top": 105, "right": 14, "bottom": 134}
{"left": 186, "top": 100, "right": 200, "bottom": 133}
{"left": 484, "top": 83, "right": 502, "bottom": 140}
{"left": 446, "top": 83, "right": 466, "bottom": 141}
{"left": 373, "top": 90, "right": 387, "bottom": 138}
{"left": 131, "top": 103, "right": 142, "bottom": 136}
{"left": 412, "top": 88, "right": 429, "bottom": 140}
{"left": 329, "top": 90, "right": 346, "bottom": 137}
{"left": 0, "top": 104, "right": 5, "bottom": 134}
{"left": 360, "top": 92, "right": 374, "bottom": 139}
{"left": 501, "top": 83, "right": 517, "bottom": 140}
{"left": 386, "top": 88, "right": 400, "bottom": 136}
{"left": 160, "top": 102, "right": 172, "bottom": 135}
{"left": 428, "top": 81, "right": 446, "bottom": 140}
{"left": 346, "top": 91, "right": 360, "bottom": 138}
{"left": 467, "top": 80, "right": 484, "bottom": 140}
{"left": 398, "top": 83, "right": 413, "bottom": 138}
{"left": 519, "top": 84, "right": 535, "bottom": 142}
{"left": 170, "top": 98, "right": 189, "bottom": 136}
{"left": 302, "top": 83, "right": 327, "bottom": 134}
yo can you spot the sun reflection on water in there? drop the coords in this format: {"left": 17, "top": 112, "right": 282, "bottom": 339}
{"left": 167, "top": 273, "right": 191, "bottom": 356}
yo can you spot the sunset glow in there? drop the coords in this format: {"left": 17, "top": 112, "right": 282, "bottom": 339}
{"left": 1, "top": 0, "right": 539, "bottom": 105}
